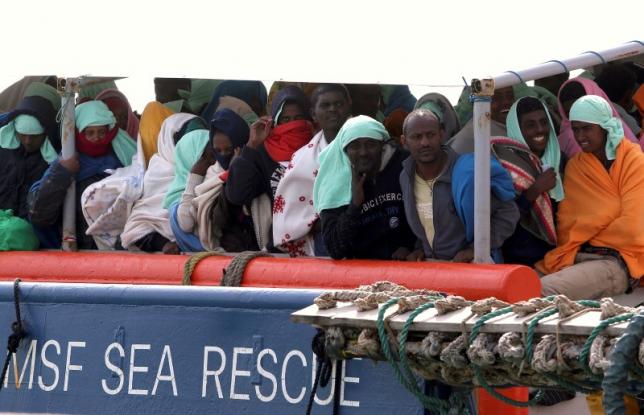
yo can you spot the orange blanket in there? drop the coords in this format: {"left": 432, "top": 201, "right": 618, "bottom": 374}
{"left": 537, "top": 140, "right": 644, "bottom": 278}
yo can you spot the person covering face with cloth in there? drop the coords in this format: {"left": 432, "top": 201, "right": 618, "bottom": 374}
{"left": 537, "top": 95, "right": 644, "bottom": 300}
{"left": 314, "top": 115, "right": 415, "bottom": 260}
{"left": 225, "top": 86, "right": 313, "bottom": 208}
{"left": 28, "top": 100, "right": 136, "bottom": 249}
{"left": 272, "top": 84, "right": 352, "bottom": 257}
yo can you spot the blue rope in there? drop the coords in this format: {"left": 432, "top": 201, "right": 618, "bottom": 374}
{"left": 583, "top": 50, "right": 606, "bottom": 65}
{"left": 469, "top": 95, "right": 492, "bottom": 104}
{"left": 505, "top": 70, "right": 525, "bottom": 83}
{"left": 630, "top": 40, "right": 644, "bottom": 48}
{"left": 546, "top": 59, "right": 570, "bottom": 73}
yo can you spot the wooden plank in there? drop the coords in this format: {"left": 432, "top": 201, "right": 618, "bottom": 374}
{"left": 292, "top": 304, "right": 632, "bottom": 337}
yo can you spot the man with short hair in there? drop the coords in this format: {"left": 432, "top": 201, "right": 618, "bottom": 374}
{"left": 400, "top": 109, "right": 518, "bottom": 262}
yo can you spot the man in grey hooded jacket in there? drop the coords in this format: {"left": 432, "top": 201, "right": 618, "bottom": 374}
{"left": 399, "top": 109, "right": 519, "bottom": 262}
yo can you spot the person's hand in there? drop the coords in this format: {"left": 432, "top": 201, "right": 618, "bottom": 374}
{"left": 191, "top": 143, "right": 216, "bottom": 176}
{"left": 59, "top": 153, "right": 80, "bottom": 174}
{"left": 391, "top": 247, "right": 411, "bottom": 260}
{"left": 525, "top": 168, "right": 556, "bottom": 201}
{"left": 452, "top": 247, "right": 474, "bottom": 263}
{"left": 405, "top": 248, "right": 425, "bottom": 262}
{"left": 351, "top": 165, "right": 366, "bottom": 207}
{"left": 162, "top": 241, "right": 180, "bottom": 255}
{"left": 247, "top": 117, "right": 273, "bottom": 149}
{"left": 231, "top": 147, "right": 241, "bottom": 164}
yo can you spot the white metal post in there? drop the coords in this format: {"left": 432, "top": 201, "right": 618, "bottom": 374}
{"left": 471, "top": 79, "right": 494, "bottom": 263}
{"left": 60, "top": 78, "right": 77, "bottom": 251}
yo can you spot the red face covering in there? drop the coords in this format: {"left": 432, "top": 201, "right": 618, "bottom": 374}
{"left": 76, "top": 126, "right": 119, "bottom": 157}
{"left": 264, "top": 120, "right": 314, "bottom": 162}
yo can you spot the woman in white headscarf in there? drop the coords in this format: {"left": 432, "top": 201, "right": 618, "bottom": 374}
{"left": 121, "top": 113, "right": 206, "bottom": 252}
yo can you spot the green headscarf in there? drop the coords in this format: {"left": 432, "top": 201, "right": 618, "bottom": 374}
{"left": 506, "top": 97, "right": 564, "bottom": 202}
{"left": 78, "top": 80, "right": 117, "bottom": 100}
{"left": 417, "top": 101, "right": 443, "bottom": 122}
{"left": 569, "top": 95, "right": 624, "bottom": 161}
{"left": 0, "top": 116, "right": 58, "bottom": 163}
{"left": 454, "top": 83, "right": 559, "bottom": 126}
{"left": 162, "top": 129, "right": 210, "bottom": 208}
{"left": 75, "top": 100, "right": 136, "bottom": 166}
{"left": 178, "top": 79, "right": 222, "bottom": 114}
{"left": 14, "top": 114, "right": 45, "bottom": 134}
{"left": 75, "top": 100, "right": 116, "bottom": 131}
{"left": 163, "top": 100, "right": 185, "bottom": 113}
{"left": 23, "top": 82, "right": 61, "bottom": 111}
{"left": 313, "top": 115, "right": 389, "bottom": 212}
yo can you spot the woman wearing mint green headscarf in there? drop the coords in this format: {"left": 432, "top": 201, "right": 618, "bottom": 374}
{"left": 537, "top": 94, "right": 644, "bottom": 301}
{"left": 492, "top": 96, "right": 567, "bottom": 266}
{"left": 28, "top": 100, "right": 137, "bottom": 249}
{"left": 0, "top": 100, "right": 58, "bottom": 219}
{"left": 314, "top": 115, "right": 415, "bottom": 260}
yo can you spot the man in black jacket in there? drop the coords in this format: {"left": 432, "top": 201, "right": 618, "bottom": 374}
{"left": 314, "top": 115, "right": 415, "bottom": 260}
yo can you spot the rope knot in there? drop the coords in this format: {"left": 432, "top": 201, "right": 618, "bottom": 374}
{"left": 7, "top": 321, "right": 26, "bottom": 353}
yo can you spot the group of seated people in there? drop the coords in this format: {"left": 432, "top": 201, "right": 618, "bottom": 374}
{"left": 1, "top": 63, "right": 643, "bottom": 302}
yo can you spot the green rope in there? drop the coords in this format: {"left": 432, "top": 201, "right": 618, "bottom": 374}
{"left": 376, "top": 297, "right": 467, "bottom": 414}
{"left": 468, "top": 306, "right": 513, "bottom": 345}
{"left": 473, "top": 367, "right": 545, "bottom": 407}
{"left": 182, "top": 251, "right": 225, "bottom": 285}
{"left": 579, "top": 313, "right": 634, "bottom": 380}
{"left": 542, "top": 372, "right": 600, "bottom": 394}
{"left": 397, "top": 298, "right": 440, "bottom": 386}
{"left": 468, "top": 305, "right": 546, "bottom": 407}
{"left": 524, "top": 308, "right": 558, "bottom": 361}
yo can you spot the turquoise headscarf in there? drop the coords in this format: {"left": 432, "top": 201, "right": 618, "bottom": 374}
{"left": 506, "top": 97, "right": 564, "bottom": 202}
{"left": 75, "top": 100, "right": 136, "bottom": 166}
{"left": 569, "top": 95, "right": 624, "bottom": 161}
{"left": 417, "top": 101, "right": 443, "bottom": 122}
{"left": 0, "top": 115, "right": 57, "bottom": 163}
{"left": 313, "top": 115, "right": 389, "bottom": 212}
{"left": 14, "top": 114, "right": 45, "bottom": 134}
{"left": 162, "top": 129, "right": 210, "bottom": 209}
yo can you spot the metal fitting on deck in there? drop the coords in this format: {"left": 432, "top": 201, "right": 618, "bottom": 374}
{"left": 470, "top": 78, "right": 495, "bottom": 96}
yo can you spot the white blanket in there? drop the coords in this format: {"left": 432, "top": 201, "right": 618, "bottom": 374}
{"left": 120, "top": 114, "right": 198, "bottom": 249}
{"left": 272, "top": 130, "right": 328, "bottom": 256}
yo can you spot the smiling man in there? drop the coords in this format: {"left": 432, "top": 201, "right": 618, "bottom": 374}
{"left": 448, "top": 86, "right": 515, "bottom": 155}
{"left": 537, "top": 95, "right": 644, "bottom": 299}
{"left": 493, "top": 96, "right": 566, "bottom": 266}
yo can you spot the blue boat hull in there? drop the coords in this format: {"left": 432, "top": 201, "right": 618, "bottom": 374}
{"left": 0, "top": 282, "right": 423, "bottom": 414}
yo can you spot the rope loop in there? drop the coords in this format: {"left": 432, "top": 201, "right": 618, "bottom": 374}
{"left": 583, "top": 50, "right": 606, "bottom": 65}
{"left": 546, "top": 59, "right": 570, "bottom": 73}
{"left": 505, "top": 70, "right": 525, "bottom": 83}
{"left": 221, "top": 251, "right": 271, "bottom": 287}
{"left": 1, "top": 279, "right": 26, "bottom": 393}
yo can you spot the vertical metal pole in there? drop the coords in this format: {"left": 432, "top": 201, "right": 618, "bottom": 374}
{"left": 60, "top": 78, "right": 77, "bottom": 251}
{"left": 471, "top": 79, "right": 494, "bottom": 264}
